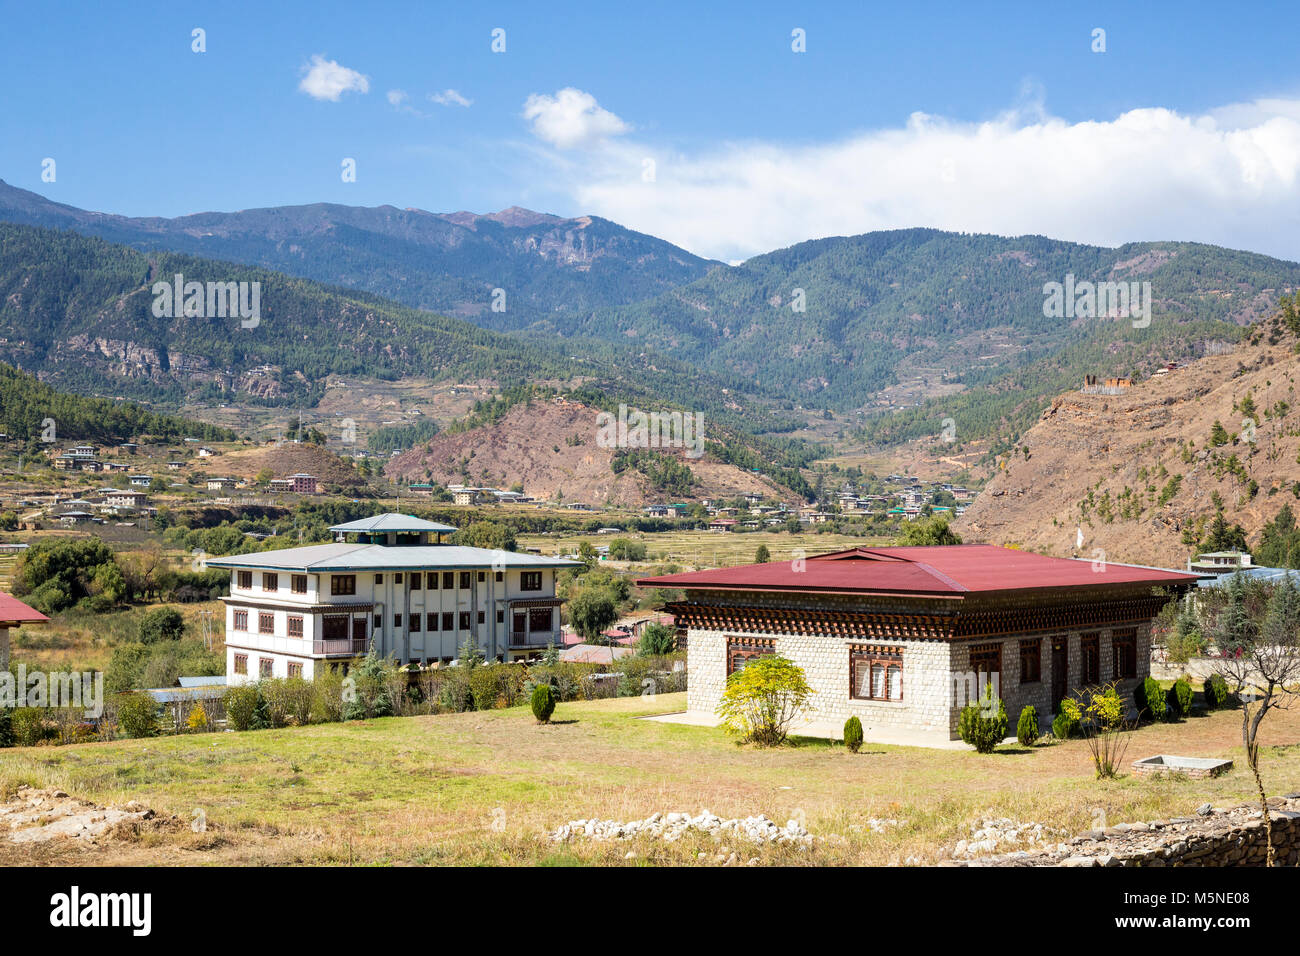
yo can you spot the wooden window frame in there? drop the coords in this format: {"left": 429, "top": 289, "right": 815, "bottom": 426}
{"left": 287, "top": 615, "right": 304, "bottom": 638}
{"left": 426, "top": 612, "right": 439, "bottom": 632}
{"left": 234, "top": 654, "right": 247, "bottom": 675}
{"left": 1112, "top": 628, "right": 1138, "bottom": 680}
{"left": 331, "top": 575, "right": 357, "bottom": 596}
{"left": 262, "top": 572, "right": 279, "bottom": 592}
{"left": 520, "top": 571, "right": 543, "bottom": 592}
{"left": 291, "top": 574, "right": 308, "bottom": 595}
{"left": 374, "top": 573, "right": 383, "bottom": 585}
{"left": 458, "top": 571, "right": 471, "bottom": 590}
{"left": 258, "top": 612, "right": 274, "bottom": 635}
{"left": 237, "top": 570, "right": 253, "bottom": 590}
{"left": 850, "top": 644, "right": 904, "bottom": 702}
{"left": 233, "top": 610, "right": 248, "bottom": 632}
{"left": 725, "top": 637, "right": 775, "bottom": 677}
{"left": 1081, "top": 632, "right": 1101, "bottom": 685}
{"left": 442, "top": 571, "right": 454, "bottom": 590}
{"left": 287, "top": 662, "right": 303, "bottom": 679}
{"left": 427, "top": 572, "right": 438, "bottom": 590}
{"left": 411, "top": 573, "right": 422, "bottom": 591}
{"left": 408, "top": 613, "right": 421, "bottom": 632}
{"left": 442, "top": 612, "right": 454, "bottom": 632}
{"left": 1019, "top": 638, "right": 1042, "bottom": 684}
{"left": 259, "top": 657, "right": 273, "bottom": 679}
{"left": 459, "top": 611, "right": 471, "bottom": 630}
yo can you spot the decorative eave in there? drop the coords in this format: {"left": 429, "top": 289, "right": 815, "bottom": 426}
{"left": 220, "top": 597, "right": 376, "bottom": 614}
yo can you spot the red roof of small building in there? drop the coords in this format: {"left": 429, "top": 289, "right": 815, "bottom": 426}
{"left": 637, "top": 544, "right": 1200, "bottom": 597}
{"left": 0, "top": 591, "right": 48, "bottom": 624}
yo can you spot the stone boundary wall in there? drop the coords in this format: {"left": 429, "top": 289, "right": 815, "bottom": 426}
{"left": 945, "top": 795, "right": 1300, "bottom": 867}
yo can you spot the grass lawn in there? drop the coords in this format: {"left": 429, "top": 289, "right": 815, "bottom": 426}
{"left": 2, "top": 691, "right": 1298, "bottom": 866}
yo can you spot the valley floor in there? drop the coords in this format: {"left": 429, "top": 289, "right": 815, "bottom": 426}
{"left": 1, "top": 692, "right": 1296, "bottom": 866}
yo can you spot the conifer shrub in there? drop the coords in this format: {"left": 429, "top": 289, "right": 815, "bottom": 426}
{"left": 224, "top": 684, "right": 268, "bottom": 731}
{"left": 843, "top": 715, "right": 863, "bottom": 753}
{"left": 1167, "top": 678, "right": 1194, "bottom": 719}
{"left": 1135, "top": 676, "right": 1166, "bottom": 722}
{"left": 958, "top": 685, "right": 1008, "bottom": 753}
{"left": 1016, "top": 705, "right": 1039, "bottom": 746}
{"left": 1204, "top": 673, "right": 1230, "bottom": 710}
{"left": 1051, "top": 709, "right": 1078, "bottom": 740}
{"left": 0, "top": 709, "right": 12, "bottom": 748}
{"left": 531, "top": 683, "right": 556, "bottom": 724}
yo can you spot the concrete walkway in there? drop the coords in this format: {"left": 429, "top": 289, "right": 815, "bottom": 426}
{"left": 639, "top": 710, "right": 991, "bottom": 750}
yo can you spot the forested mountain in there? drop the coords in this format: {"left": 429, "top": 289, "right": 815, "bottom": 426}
{"left": 0, "top": 362, "right": 232, "bottom": 443}
{"left": 0, "top": 223, "right": 808, "bottom": 462}
{"left": 0, "top": 180, "right": 718, "bottom": 325}
{"left": 6, "top": 179, "right": 1300, "bottom": 457}
{"left": 579, "top": 229, "right": 1300, "bottom": 412}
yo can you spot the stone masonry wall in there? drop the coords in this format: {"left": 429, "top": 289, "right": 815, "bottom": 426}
{"left": 948, "top": 795, "right": 1300, "bottom": 867}
{"left": 685, "top": 611, "right": 1153, "bottom": 740}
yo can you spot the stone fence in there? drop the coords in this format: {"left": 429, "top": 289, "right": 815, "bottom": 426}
{"left": 945, "top": 795, "right": 1300, "bottom": 867}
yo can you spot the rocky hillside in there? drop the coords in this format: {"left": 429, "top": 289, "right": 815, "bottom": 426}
{"left": 955, "top": 315, "right": 1300, "bottom": 568}
{"left": 386, "top": 398, "right": 796, "bottom": 507}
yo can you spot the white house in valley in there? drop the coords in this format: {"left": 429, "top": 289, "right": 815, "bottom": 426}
{"left": 207, "top": 513, "right": 580, "bottom": 683}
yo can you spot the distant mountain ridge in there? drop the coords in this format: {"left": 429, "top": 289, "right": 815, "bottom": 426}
{"left": 0, "top": 180, "right": 719, "bottom": 326}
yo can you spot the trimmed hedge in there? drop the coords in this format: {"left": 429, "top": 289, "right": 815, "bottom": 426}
{"left": 1016, "top": 705, "right": 1039, "bottom": 746}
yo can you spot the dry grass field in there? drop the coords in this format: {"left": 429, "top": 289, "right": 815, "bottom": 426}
{"left": 1, "top": 690, "right": 1297, "bottom": 867}
{"left": 519, "top": 529, "right": 890, "bottom": 568}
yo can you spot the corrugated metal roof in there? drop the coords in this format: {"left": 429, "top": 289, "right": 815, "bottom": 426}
{"left": 207, "top": 542, "right": 580, "bottom": 572}
{"left": 638, "top": 544, "right": 1200, "bottom": 596}
{"left": 0, "top": 591, "right": 48, "bottom": 624}
{"left": 328, "top": 513, "right": 459, "bottom": 534}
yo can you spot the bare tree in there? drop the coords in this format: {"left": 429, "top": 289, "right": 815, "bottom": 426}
{"left": 1209, "top": 573, "right": 1300, "bottom": 866}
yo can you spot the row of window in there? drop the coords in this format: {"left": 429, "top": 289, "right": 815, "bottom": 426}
{"left": 235, "top": 570, "right": 545, "bottom": 595}
{"left": 722, "top": 629, "right": 1141, "bottom": 703}
{"left": 232, "top": 654, "right": 302, "bottom": 679}
{"left": 233, "top": 607, "right": 555, "bottom": 637}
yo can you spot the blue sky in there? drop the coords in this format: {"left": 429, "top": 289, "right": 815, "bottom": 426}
{"left": 2, "top": 0, "right": 1300, "bottom": 261}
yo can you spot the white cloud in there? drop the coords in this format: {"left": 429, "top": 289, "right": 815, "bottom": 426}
{"left": 535, "top": 95, "right": 1300, "bottom": 263}
{"left": 430, "top": 89, "right": 472, "bottom": 108}
{"left": 298, "top": 55, "right": 370, "bottom": 101}
{"left": 522, "top": 88, "right": 630, "bottom": 150}
{"left": 386, "top": 89, "right": 408, "bottom": 107}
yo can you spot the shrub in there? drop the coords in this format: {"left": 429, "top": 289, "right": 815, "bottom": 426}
{"left": 137, "top": 606, "right": 186, "bottom": 644}
{"left": 185, "top": 702, "right": 209, "bottom": 733}
{"left": 1204, "top": 672, "right": 1230, "bottom": 710}
{"left": 1167, "top": 678, "right": 1194, "bottom": 719}
{"left": 637, "top": 622, "right": 676, "bottom": 656}
{"left": 115, "top": 693, "right": 159, "bottom": 739}
{"left": 469, "top": 664, "right": 525, "bottom": 711}
{"left": 310, "top": 667, "right": 347, "bottom": 723}
{"left": 958, "top": 684, "right": 1008, "bottom": 753}
{"left": 531, "top": 684, "right": 556, "bottom": 724}
{"left": 224, "top": 684, "right": 268, "bottom": 731}
{"left": 262, "top": 677, "right": 313, "bottom": 727}
{"left": 1016, "top": 705, "right": 1039, "bottom": 746}
{"left": 1052, "top": 709, "right": 1078, "bottom": 740}
{"left": 11, "top": 707, "right": 47, "bottom": 747}
{"left": 0, "top": 709, "right": 12, "bottom": 748}
{"left": 1064, "top": 683, "right": 1132, "bottom": 778}
{"left": 843, "top": 715, "right": 863, "bottom": 753}
{"left": 1135, "top": 676, "right": 1166, "bottom": 722}
{"left": 716, "top": 656, "right": 812, "bottom": 747}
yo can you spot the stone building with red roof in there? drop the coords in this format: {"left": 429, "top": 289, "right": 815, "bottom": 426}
{"left": 637, "top": 545, "right": 1201, "bottom": 742}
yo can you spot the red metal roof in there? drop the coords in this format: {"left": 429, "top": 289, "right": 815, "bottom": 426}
{"left": 637, "top": 544, "right": 1200, "bottom": 597}
{"left": 0, "top": 591, "right": 48, "bottom": 624}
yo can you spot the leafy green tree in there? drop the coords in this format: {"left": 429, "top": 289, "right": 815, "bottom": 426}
{"left": 754, "top": 544, "right": 771, "bottom": 563}
{"left": 637, "top": 622, "right": 676, "bottom": 656}
{"left": 138, "top": 607, "right": 186, "bottom": 644}
{"left": 716, "top": 656, "right": 812, "bottom": 746}
{"left": 450, "top": 520, "right": 516, "bottom": 552}
{"left": 899, "top": 516, "right": 962, "bottom": 546}
{"left": 567, "top": 587, "right": 619, "bottom": 644}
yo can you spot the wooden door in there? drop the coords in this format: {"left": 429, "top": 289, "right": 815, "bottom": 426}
{"left": 1051, "top": 638, "right": 1068, "bottom": 712}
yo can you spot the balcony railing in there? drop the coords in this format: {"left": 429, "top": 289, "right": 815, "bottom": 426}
{"left": 511, "top": 630, "right": 557, "bottom": 647}
{"left": 313, "top": 637, "right": 368, "bottom": 657}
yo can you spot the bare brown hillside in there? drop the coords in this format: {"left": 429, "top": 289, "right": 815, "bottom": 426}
{"left": 955, "top": 320, "right": 1300, "bottom": 567}
{"left": 218, "top": 443, "right": 364, "bottom": 487}
{"left": 385, "top": 398, "right": 795, "bottom": 506}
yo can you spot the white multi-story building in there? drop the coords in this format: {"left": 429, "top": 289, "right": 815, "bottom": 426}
{"left": 208, "top": 513, "right": 579, "bottom": 683}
